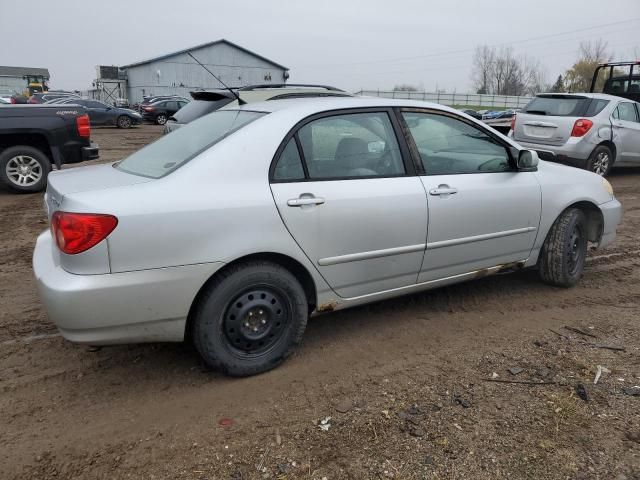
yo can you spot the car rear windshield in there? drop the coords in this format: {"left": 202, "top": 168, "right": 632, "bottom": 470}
{"left": 116, "top": 110, "right": 266, "bottom": 178}
{"left": 172, "top": 98, "right": 234, "bottom": 123}
{"left": 523, "top": 96, "right": 596, "bottom": 117}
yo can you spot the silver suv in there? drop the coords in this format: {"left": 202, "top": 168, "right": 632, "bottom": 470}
{"left": 511, "top": 93, "right": 640, "bottom": 176}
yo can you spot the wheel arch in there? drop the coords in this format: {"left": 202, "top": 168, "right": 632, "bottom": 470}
{"left": 596, "top": 140, "right": 617, "bottom": 163}
{"left": 565, "top": 200, "right": 604, "bottom": 243}
{"left": 184, "top": 252, "right": 318, "bottom": 340}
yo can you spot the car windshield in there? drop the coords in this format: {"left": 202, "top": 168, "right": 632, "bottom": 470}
{"left": 116, "top": 110, "right": 266, "bottom": 178}
{"left": 172, "top": 98, "right": 234, "bottom": 123}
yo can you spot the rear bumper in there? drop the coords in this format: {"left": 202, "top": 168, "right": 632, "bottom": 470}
{"left": 82, "top": 143, "right": 99, "bottom": 160}
{"left": 32, "top": 231, "right": 224, "bottom": 345}
{"left": 513, "top": 139, "right": 593, "bottom": 169}
{"left": 598, "top": 198, "right": 622, "bottom": 249}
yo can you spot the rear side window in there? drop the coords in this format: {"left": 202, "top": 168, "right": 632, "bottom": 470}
{"left": 296, "top": 112, "right": 405, "bottom": 179}
{"left": 116, "top": 110, "right": 266, "bottom": 178}
{"left": 273, "top": 139, "right": 305, "bottom": 181}
{"left": 172, "top": 99, "right": 233, "bottom": 123}
{"left": 524, "top": 96, "right": 590, "bottom": 117}
{"left": 614, "top": 102, "right": 639, "bottom": 122}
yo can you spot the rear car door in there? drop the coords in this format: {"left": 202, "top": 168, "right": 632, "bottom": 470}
{"left": 270, "top": 109, "right": 428, "bottom": 298}
{"left": 612, "top": 102, "right": 640, "bottom": 165}
{"left": 401, "top": 109, "right": 541, "bottom": 282}
{"left": 84, "top": 100, "right": 111, "bottom": 125}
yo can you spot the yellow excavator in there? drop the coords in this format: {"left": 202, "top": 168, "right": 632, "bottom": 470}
{"left": 22, "top": 74, "right": 48, "bottom": 96}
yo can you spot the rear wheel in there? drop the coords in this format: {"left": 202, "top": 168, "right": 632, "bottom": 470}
{"left": 192, "top": 261, "right": 308, "bottom": 376}
{"left": 117, "top": 115, "right": 132, "bottom": 128}
{"left": 586, "top": 145, "right": 613, "bottom": 176}
{"left": 0, "top": 146, "right": 51, "bottom": 193}
{"left": 155, "top": 114, "right": 167, "bottom": 125}
{"left": 538, "top": 208, "right": 588, "bottom": 287}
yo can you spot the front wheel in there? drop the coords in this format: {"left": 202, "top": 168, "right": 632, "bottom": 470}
{"left": 155, "top": 114, "right": 167, "bottom": 125}
{"left": 586, "top": 145, "right": 613, "bottom": 177}
{"left": 538, "top": 208, "right": 588, "bottom": 287}
{"left": 0, "top": 146, "right": 51, "bottom": 193}
{"left": 192, "top": 261, "right": 308, "bottom": 376}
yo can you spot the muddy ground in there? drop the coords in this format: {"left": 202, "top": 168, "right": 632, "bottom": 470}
{"left": 1, "top": 124, "right": 639, "bottom": 480}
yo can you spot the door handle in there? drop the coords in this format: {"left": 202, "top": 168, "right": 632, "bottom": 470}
{"left": 429, "top": 185, "right": 458, "bottom": 196}
{"left": 287, "top": 196, "right": 325, "bottom": 207}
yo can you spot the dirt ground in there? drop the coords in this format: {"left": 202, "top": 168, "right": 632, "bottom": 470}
{"left": 1, "top": 124, "right": 639, "bottom": 480}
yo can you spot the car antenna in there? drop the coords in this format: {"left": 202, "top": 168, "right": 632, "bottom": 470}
{"left": 187, "top": 52, "right": 245, "bottom": 105}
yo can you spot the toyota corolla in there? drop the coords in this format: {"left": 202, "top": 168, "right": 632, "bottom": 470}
{"left": 33, "top": 97, "right": 622, "bottom": 376}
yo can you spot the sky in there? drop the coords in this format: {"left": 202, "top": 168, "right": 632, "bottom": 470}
{"left": 1, "top": 0, "right": 638, "bottom": 93}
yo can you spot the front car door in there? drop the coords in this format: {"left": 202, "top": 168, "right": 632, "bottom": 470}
{"left": 612, "top": 101, "right": 640, "bottom": 166}
{"left": 400, "top": 109, "right": 542, "bottom": 282}
{"left": 270, "top": 109, "right": 429, "bottom": 298}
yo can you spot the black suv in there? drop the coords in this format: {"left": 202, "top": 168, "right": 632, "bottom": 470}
{"left": 164, "top": 84, "right": 349, "bottom": 134}
{"left": 140, "top": 99, "right": 189, "bottom": 125}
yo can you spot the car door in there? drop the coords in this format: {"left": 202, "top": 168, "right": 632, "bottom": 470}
{"left": 400, "top": 109, "right": 542, "bottom": 282}
{"left": 270, "top": 109, "right": 429, "bottom": 298}
{"left": 85, "top": 100, "right": 111, "bottom": 125}
{"left": 611, "top": 102, "right": 640, "bottom": 165}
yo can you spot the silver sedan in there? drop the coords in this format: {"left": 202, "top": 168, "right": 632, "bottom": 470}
{"left": 33, "top": 97, "right": 622, "bottom": 376}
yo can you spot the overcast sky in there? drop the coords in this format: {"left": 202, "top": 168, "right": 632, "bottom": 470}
{"left": 1, "top": 0, "right": 638, "bottom": 93}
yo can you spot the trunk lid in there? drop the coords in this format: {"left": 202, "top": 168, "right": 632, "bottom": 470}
{"left": 45, "top": 163, "right": 152, "bottom": 217}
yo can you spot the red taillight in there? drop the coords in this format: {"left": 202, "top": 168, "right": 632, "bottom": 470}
{"left": 570, "top": 118, "right": 593, "bottom": 137}
{"left": 27, "top": 97, "right": 38, "bottom": 104}
{"left": 143, "top": 106, "right": 155, "bottom": 112}
{"left": 76, "top": 114, "right": 91, "bottom": 138}
{"left": 51, "top": 212, "right": 118, "bottom": 255}
{"left": 510, "top": 114, "right": 517, "bottom": 131}
{"left": 10, "top": 97, "right": 16, "bottom": 104}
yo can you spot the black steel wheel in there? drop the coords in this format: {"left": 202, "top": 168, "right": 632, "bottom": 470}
{"left": 192, "top": 261, "right": 308, "bottom": 376}
{"left": 538, "top": 208, "right": 588, "bottom": 287}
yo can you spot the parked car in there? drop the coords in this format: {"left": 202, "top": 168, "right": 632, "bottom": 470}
{"left": 28, "top": 92, "right": 80, "bottom": 104}
{"left": 457, "top": 108, "right": 482, "bottom": 120}
{"left": 0, "top": 88, "right": 15, "bottom": 104}
{"left": 136, "top": 95, "right": 189, "bottom": 111}
{"left": 33, "top": 97, "right": 621, "bottom": 376}
{"left": 57, "top": 98, "right": 142, "bottom": 128}
{"left": 140, "top": 98, "right": 189, "bottom": 125}
{"left": 511, "top": 93, "right": 640, "bottom": 176}
{"left": 0, "top": 103, "right": 98, "bottom": 192}
{"left": 165, "top": 84, "right": 350, "bottom": 134}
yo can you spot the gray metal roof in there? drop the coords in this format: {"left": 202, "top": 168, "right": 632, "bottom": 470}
{"left": 121, "top": 39, "right": 288, "bottom": 71}
{"left": 0, "top": 66, "right": 50, "bottom": 78}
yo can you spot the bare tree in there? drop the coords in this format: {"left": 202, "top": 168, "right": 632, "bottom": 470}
{"left": 471, "top": 45, "right": 495, "bottom": 94}
{"left": 471, "top": 45, "right": 547, "bottom": 96}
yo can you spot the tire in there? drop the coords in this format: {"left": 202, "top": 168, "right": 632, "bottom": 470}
{"left": 0, "top": 146, "right": 51, "bottom": 193}
{"left": 538, "top": 208, "right": 588, "bottom": 288}
{"left": 155, "top": 114, "right": 167, "bottom": 125}
{"left": 586, "top": 145, "right": 613, "bottom": 177}
{"left": 117, "top": 115, "right": 132, "bottom": 128}
{"left": 192, "top": 261, "right": 308, "bottom": 376}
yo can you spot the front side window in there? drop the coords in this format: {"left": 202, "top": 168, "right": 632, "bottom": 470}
{"left": 296, "top": 112, "right": 405, "bottom": 179}
{"left": 116, "top": 110, "right": 266, "bottom": 178}
{"left": 402, "top": 111, "right": 511, "bottom": 175}
{"left": 615, "top": 102, "right": 639, "bottom": 122}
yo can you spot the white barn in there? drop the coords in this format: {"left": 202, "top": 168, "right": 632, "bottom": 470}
{"left": 120, "top": 39, "right": 289, "bottom": 103}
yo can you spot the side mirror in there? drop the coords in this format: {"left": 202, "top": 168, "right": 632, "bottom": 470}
{"left": 517, "top": 149, "right": 539, "bottom": 171}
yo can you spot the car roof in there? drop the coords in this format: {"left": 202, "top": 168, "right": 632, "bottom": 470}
{"left": 224, "top": 96, "right": 459, "bottom": 116}
{"left": 535, "top": 92, "right": 625, "bottom": 101}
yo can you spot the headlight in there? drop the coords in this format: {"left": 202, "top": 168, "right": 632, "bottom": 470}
{"left": 602, "top": 178, "right": 614, "bottom": 196}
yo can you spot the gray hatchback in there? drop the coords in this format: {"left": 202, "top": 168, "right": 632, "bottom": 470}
{"left": 511, "top": 93, "right": 640, "bottom": 176}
